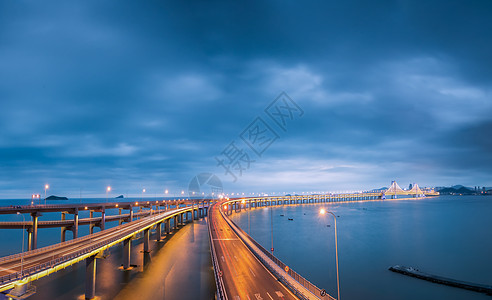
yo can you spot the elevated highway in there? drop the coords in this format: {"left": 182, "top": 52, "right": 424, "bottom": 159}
{"left": 0, "top": 202, "right": 209, "bottom": 299}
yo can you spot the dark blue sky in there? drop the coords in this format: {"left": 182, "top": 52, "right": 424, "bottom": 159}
{"left": 1, "top": 1, "right": 491, "bottom": 198}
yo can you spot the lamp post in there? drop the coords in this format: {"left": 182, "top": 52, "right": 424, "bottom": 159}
{"left": 142, "top": 188, "right": 146, "bottom": 202}
{"left": 16, "top": 212, "right": 25, "bottom": 278}
{"left": 319, "top": 208, "right": 340, "bottom": 300}
{"left": 44, "top": 184, "right": 49, "bottom": 205}
{"left": 270, "top": 204, "right": 274, "bottom": 254}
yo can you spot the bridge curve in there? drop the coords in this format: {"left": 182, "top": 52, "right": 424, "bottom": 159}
{"left": 0, "top": 202, "right": 209, "bottom": 299}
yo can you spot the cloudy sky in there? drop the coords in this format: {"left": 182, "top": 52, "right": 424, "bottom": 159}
{"left": 1, "top": 1, "right": 491, "bottom": 198}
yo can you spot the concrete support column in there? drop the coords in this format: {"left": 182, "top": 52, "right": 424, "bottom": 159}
{"left": 73, "top": 208, "right": 79, "bottom": 239}
{"left": 85, "top": 255, "right": 96, "bottom": 300}
{"left": 27, "top": 228, "right": 32, "bottom": 251}
{"left": 165, "top": 219, "right": 170, "bottom": 234}
{"left": 118, "top": 208, "right": 123, "bottom": 225}
{"left": 89, "top": 211, "right": 94, "bottom": 234}
{"left": 129, "top": 207, "right": 133, "bottom": 222}
{"left": 30, "top": 212, "right": 39, "bottom": 250}
{"left": 100, "top": 208, "right": 106, "bottom": 231}
{"left": 173, "top": 216, "right": 178, "bottom": 229}
{"left": 61, "top": 227, "right": 66, "bottom": 242}
{"left": 143, "top": 228, "right": 150, "bottom": 253}
{"left": 61, "top": 212, "right": 67, "bottom": 242}
{"left": 123, "top": 238, "right": 131, "bottom": 269}
{"left": 156, "top": 222, "right": 162, "bottom": 241}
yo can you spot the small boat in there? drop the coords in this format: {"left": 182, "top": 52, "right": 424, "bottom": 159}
{"left": 280, "top": 214, "right": 284, "bottom": 216}
{"left": 288, "top": 218, "right": 294, "bottom": 221}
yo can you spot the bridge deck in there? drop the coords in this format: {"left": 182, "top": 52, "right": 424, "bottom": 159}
{"left": 0, "top": 206, "right": 197, "bottom": 292}
{"left": 209, "top": 203, "right": 298, "bottom": 300}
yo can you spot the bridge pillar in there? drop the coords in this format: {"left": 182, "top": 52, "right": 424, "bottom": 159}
{"left": 61, "top": 227, "right": 67, "bottom": 243}
{"left": 61, "top": 211, "right": 67, "bottom": 242}
{"left": 89, "top": 211, "right": 94, "bottom": 234}
{"left": 129, "top": 207, "right": 133, "bottom": 222}
{"left": 30, "top": 212, "right": 39, "bottom": 250}
{"left": 156, "top": 222, "right": 162, "bottom": 241}
{"left": 165, "top": 219, "right": 170, "bottom": 234}
{"left": 118, "top": 208, "right": 123, "bottom": 225}
{"left": 73, "top": 208, "right": 79, "bottom": 239}
{"left": 123, "top": 238, "right": 131, "bottom": 269}
{"left": 143, "top": 228, "right": 150, "bottom": 253}
{"left": 85, "top": 255, "right": 97, "bottom": 300}
{"left": 194, "top": 207, "right": 198, "bottom": 220}
{"left": 27, "top": 228, "right": 32, "bottom": 251}
{"left": 100, "top": 207, "right": 106, "bottom": 231}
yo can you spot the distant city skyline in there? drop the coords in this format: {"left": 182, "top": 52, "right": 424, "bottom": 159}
{"left": 1, "top": 1, "right": 492, "bottom": 198}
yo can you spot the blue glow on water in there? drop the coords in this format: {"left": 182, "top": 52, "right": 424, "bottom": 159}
{"left": 231, "top": 196, "right": 492, "bottom": 300}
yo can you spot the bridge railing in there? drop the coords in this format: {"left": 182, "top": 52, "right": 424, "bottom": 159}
{"left": 207, "top": 205, "right": 227, "bottom": 300}
{"left": 220, "top": 208, "right": 334, "bottom": 300}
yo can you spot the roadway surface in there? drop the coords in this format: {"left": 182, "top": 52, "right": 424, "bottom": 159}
{"left": 209, "top": 203, "right": 297, "bottom": 300}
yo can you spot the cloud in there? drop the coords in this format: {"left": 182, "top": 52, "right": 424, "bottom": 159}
{"left": 1, "top": 1, "right": 492, "bottom": 198}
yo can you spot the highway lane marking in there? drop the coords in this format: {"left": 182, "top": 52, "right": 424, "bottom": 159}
{"left": 234, "top": 296, "right": 241, "bottom": 300}
{"left": 275, "top": 291, "right": 284, "bottom": 297}
{"left": 234, "top": 255, "right": 239, "bottom": 262}
{"left": 266, "top": 292, "right": 274, "bottom": 300}
{"left": 254, "top": 293, "right": 263, "bottom": 300}
{"left": 212, "top": 238, "right": 239, "bottom": 240}
{"left": 249, "top": 267, "right": 256, "bottom": 277}
{"left": 221, "top": 256, "right": 225, "bottom": 262}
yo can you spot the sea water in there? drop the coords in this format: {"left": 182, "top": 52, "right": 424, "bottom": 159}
{"left": 230, "top": 195, "right": 492, "bottom": 300}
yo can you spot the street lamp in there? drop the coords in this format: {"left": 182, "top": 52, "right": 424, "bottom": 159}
{"left": 16, "top": 212, "right": 25, "bottom": 278}
{"left": 270, "top": 205, "right": 274, "bottom": 254}
{"left": 319, "top": 208, "right": 341, "bottom": 300}
{"left": 106, "top": 186, "right": 111, "bottom": 202}
{"left": 44, "top": 184, "right": 49, "bottom": 205}
{"left": 142, "top": 188, "right": 146, "bottom": 202}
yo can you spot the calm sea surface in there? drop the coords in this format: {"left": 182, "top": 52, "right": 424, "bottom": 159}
{"left": 231, "top": 195, "right": 492, "bottom": 300}
{"left": 0, "top": 196, "right": 491, "bottom": 299}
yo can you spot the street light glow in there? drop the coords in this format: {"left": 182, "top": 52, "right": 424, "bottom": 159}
{"left": 107, "top": 186, "right": 111, "bottom": 192}
{"left": 320, "top": 208, "right": 326, "bottom": 215}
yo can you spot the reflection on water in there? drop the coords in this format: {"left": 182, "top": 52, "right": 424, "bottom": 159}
{"left": 231, "top": 196, "right": 492, "bottom": 300}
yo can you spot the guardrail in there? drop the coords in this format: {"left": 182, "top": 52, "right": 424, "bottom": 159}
{"left": 207, "top": 204, "right": 227, "bottom": 300}
{"left": 220, "top": 207, "right": 335, "bottom": 300}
